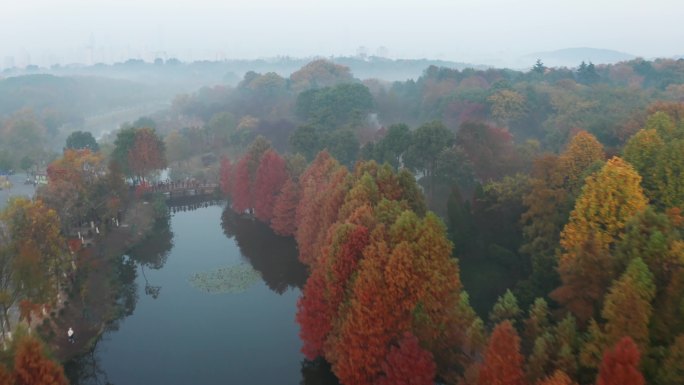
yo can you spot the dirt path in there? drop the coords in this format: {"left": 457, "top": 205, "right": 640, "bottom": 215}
{"left": 40, "top": 200, "right": 155, "bottom": 362}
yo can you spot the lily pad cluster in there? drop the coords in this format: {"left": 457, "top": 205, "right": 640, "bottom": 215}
{"left": 188, "top": 263, "right": 261, "bottom": 294}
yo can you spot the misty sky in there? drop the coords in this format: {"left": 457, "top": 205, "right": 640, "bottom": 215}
{"left": 2, "top": 0, "right": 683, "bottom": 67}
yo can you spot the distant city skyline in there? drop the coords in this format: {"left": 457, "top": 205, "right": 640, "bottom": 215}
{"left": 2, "top": 0, "right": 683, "bottom": 69}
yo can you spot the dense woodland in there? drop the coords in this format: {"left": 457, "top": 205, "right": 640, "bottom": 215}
{"left": 213, "top": 58, "right": 684, "bottom": 385}
{"left": 1, "top": 56, "right": 684, "bottom": 384}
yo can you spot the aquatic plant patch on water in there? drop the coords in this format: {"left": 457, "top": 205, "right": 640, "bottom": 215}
{"left": 188, "top": 264, "right": 261, "bottom": 294}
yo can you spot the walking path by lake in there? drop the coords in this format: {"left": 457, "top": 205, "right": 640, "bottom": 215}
{"left": 45, "top": 200, "right": 156, "bottom": 362}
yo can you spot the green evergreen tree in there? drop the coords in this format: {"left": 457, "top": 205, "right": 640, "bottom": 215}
{"left": 489, "top": 289, "right": 521, "bottom": 326}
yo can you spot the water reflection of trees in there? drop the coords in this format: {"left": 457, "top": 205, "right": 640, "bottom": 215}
{"left": 67, "top": 205, "right": 329, "bottom": 384}
{"left": 221, "top": 209, "right": 337, "bottom": 383}
{"left": 127, "top": 216, "right": 173, "bottom": 298}
{"left": 220, "top": 208, "right": 307, "bottom": 294}
{"left": 66, "top": 254, "right": 138, "bottom": 385}
{"left": 66, "top": 207, "right": 174, "bottom": 383}
{"left": 111, "top": 255, "right": 139, "bottom": 321}
{"left": 300, "top": 358, "right": 340, "bottom": 385}
{"left": 127, "top": 217, "right": 174, "bottom": 270}
{"left": 64, "top": 348, "right": 111, "bottom": 385}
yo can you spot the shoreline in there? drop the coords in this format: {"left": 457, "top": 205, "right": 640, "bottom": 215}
{"left": 39, "top": 199, "right": 157, "bottom": 362}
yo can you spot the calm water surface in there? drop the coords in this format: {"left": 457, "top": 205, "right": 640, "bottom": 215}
{"left": 0, "top": 174, "right": 35, "bottom": 210}
{"left": 68, "top": 204, "right": 338, "bottom": 385}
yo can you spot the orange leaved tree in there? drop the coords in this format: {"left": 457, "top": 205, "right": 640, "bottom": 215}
{"left": 13, "top": 336, "right": 68, "bottom": 385}
{"left": 377, "top": 332, "right": 437, "bottom": 385}
{"left": 552, "top": 157, "right": 648, "bottom": 323}
{"left": 478, "top": 320, "right": 525, "bottom": 385}
{"left": 253, "top": 149, "right": 288, "bottom": 223}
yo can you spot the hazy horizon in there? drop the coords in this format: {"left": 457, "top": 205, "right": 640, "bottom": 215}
{"left": 2, "top": 0, "right": 683, "bottom": 69}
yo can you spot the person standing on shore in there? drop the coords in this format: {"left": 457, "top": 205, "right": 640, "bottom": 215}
{"left": 67, "top": 327, "right": 75, "bottom": 344}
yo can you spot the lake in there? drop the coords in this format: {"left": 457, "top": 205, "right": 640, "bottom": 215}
{"left": 67, "top": 204, "right": 337, "bottom": 385}
{"left": 0, "top": 173, "right": 35, "bottom": 210}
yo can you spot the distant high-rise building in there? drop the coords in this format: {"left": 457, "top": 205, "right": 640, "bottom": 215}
{"left": 18, "top": 50, "right": 31, "bottom": 68}
{"left": 86, "top": 33, "right": 96, "bottom": 65}
{"left": 376, "top": 46, "right": 389, "bottom": 58}
{"left": 3, "top": 56, "right": 15, "bottom": 70}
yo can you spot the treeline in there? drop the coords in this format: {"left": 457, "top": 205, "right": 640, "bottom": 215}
{"left": 0, "top": 122, "right": 167, "bottom": 321}
{"left": 155, "top": 57, "right": 684, "bottom": 308}
{"left": 221, "top": 140, "right": 460, "bottom": 384}
{"left": 0, "top": 74, "right": 156, "bottom": 121}
{"left": 2, "top": 56, "right": 476, "bottom": 86}
{"left": 135, "top": 57, "right": 684, "bottom": 385}
{"left": 3, "top": 57, "right": 684, "bottom": 180}
{"left": 0, "top": 122, "right": 170, "bottom": 383}
{"left": 220, "top": 97, "right": 684, "bottom": 385}
{"left": 0, "top": 74, "right": 166, "bottom": 173}
{"left": 153, "top": 57, "right": 684, "bottom": 218}
{"left": 0, "top": 151, "right": 121, "bottom": 384}
{"left": 158, "top": 57, "right": 684, "bottom": 168}
{"left": 4, "top": 55, "right": 684, "bottom": 384}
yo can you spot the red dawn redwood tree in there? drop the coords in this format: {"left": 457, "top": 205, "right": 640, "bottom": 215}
{"left": 297, "top": 224, "right": 369, "bottom": 359}
{"left": 13, "top": 336, "right": 68, "bottom": 385}
{"left": 231, "top": 154, "right": 252, "bottom": 214}
{"left": 295, "top": 151, "right": 349, "bottom": 265}
{"left": 327, "top": 238, "right": 398, "bottom": 385}
{"left": 297, "top": 261, "right": 332, "bottom": 360}
{"left": 596, "top": 337, "right": 645, "bottom": 385}
{"left": 270, "top": 177, "right": 299, "bottom": 236}
{"left": 376, "top": 332, "right": 437, "bottom": 385}
{"left": 253, "top": 149, "right": 288, "bottom": 223}
{"left": 478, "top": 320, "right": 526, "bottom": 385}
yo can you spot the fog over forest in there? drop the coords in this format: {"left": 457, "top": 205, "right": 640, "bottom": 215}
{"left": 1, "top": 2, "right": 684, "bottom": 385}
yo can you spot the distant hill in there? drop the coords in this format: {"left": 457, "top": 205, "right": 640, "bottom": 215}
{"left": 2, "top": 57, "right": 484, "bottom": 88}
{"left": 520, "top": 47, "right": 636, "bottom": 69}
{"left": 332, "top": 56, "right": 485, "bottom": 81}
{"left": 0, "top": 74, "right": 162, "bottom": 118}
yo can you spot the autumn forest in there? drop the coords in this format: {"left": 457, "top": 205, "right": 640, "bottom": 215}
{"left": 1, "top": 54, "right": 684, "bottom": 385}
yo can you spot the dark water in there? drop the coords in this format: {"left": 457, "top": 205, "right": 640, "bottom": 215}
{"left": 67, "top": 204, "right": 337, "bottom": 385}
